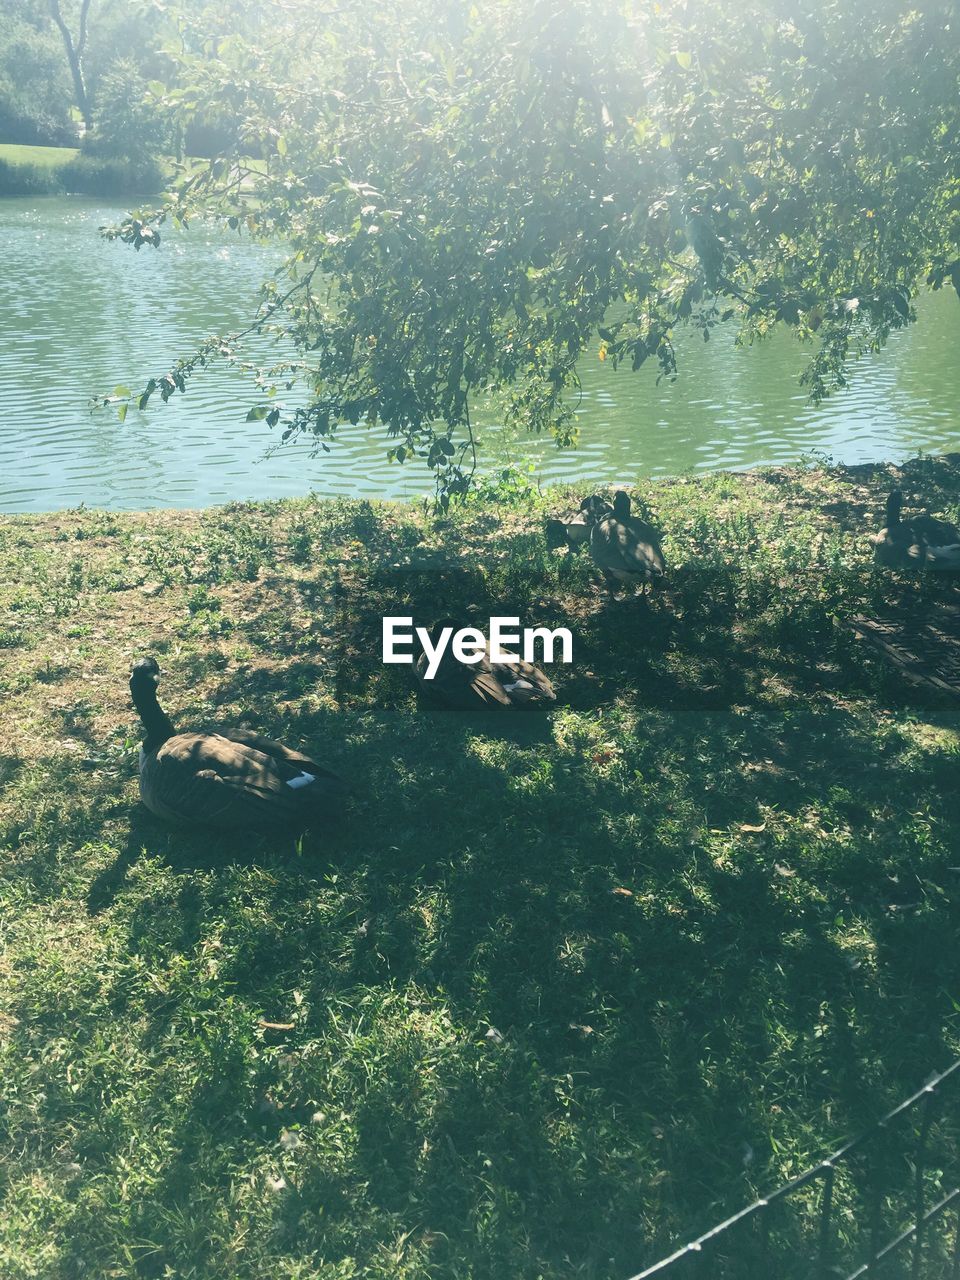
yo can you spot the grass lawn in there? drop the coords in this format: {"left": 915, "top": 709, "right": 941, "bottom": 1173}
{"left": 0, "top": 143, "right": 201, "bottom": 197}
{"left": 0, "top": 143, "right": 79, "bottom": 168}
{"left": 1, "top": 458, "right": 959, "bottom": 1278}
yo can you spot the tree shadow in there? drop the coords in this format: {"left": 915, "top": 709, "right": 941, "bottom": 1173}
{"left": 12, "top": 469, "right": 960, "bottom": 1279}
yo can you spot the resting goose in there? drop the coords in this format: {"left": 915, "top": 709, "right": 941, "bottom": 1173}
{"left": 413, "top": 620, "right": 556, "bottom": 710}
{"left": 873, "top": 489, "right": 960, "bottom": 571}
{"left": 587, "top": 490, "right": 666, "bottom": 593}
{"left": 545, "top": 496, "right": 613, "bottom": 552}
{"left": 130, "top": 657, "right": 347, "bottom": 831}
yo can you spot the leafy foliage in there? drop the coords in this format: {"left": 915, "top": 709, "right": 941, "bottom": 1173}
{"left": 103, "top": 0, "right": 960, "bottom": 500}
{"left": 0, "top": 0, "right": 172, "bottom": 143}
{"left": 85, "top": 57, "right": 175, "bottom": 159}
{"left": 0, "top": 4, "right": 74, "bottom": 145}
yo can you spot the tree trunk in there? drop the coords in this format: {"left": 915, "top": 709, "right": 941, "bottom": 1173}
{"left": 48, "top": 0, "right": 94, "bottom": 133}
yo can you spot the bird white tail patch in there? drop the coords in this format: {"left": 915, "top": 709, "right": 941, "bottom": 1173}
{"left": 502, "top": 678, "right": 534, "bottom": 694}
{"left": 286, "top": 771, "right": 317, "bottom": 790}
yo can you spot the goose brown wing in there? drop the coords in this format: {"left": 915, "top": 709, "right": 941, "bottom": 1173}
{"left": 489, "top": 656, "right": 556, "bottom": 703}
{"left": 622, "top": 517, "right": 665, "bottom": 574}
{"left": 468, "top": 668, "right": 516, "bottom": 707}
{"left": 415, "top": 651, "right": 513, "bottom": 708}
{"left": 911, "top": 513, "right": 960, "bottom": 545}
{"left": 592, "top": 517, "right": 664, "bottom": 577}
{"left": 212, "top": 728, "right": 341, "bottom": 783}
{"left": 874, "top": 526, "right": 928, "bottom": 568}
{"left": 142, "top": 733, "right": 324, "bottom": 829}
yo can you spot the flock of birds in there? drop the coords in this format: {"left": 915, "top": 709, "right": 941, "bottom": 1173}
{"left": 129, "top": 486, "right": 959, "bottom": 836}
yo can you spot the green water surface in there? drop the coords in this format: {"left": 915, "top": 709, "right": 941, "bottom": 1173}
{"left": 2, "top": 196, "right": 959, "bottom": 512}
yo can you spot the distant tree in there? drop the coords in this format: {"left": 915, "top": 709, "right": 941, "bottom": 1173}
{"left": 0, "top": 0, "right": 170, "bottom": 143}
{"left": 87, "top": 56, "right": 173, "bottom": 158}
{"left": 103, "top": 0, "right": 960, "bottom": 502}
{"left": 0, "top": 7, "right": 74, "bottom": 145}
{"left": 47, "top": 0, "right": 94, "bottom": 131}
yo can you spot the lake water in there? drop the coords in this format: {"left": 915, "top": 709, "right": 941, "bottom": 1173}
{"left": 2, "top": 196, "right": 959, "bottom": 513}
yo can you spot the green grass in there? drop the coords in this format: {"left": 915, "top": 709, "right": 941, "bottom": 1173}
{"left": 0, "top": 143, "right": 80, "bottom": 167}
{"left": 1, "top": 458, "right": 960, "bottom": 1278}
{"left": 0, "top": 143, "right": 182, "bottom": 197}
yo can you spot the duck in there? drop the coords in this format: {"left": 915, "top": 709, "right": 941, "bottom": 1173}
{"left": 873, "top": 489, "right": 960, "bottom": 571}
{"left": 413, "top": 620, "right": 556, "bottom": 710}
{"left": 130, "top": 657, "right": 348, "bottom": 831}
{"left": 586, "top": 489, "right": 666, "bottom": 593}
{"left": 545, "top": 496, "right": 613, "bottom": 552}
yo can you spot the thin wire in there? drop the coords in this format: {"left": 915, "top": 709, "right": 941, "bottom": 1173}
{"left": 626, "top": 1062, "right": 960, "bottom": 1280}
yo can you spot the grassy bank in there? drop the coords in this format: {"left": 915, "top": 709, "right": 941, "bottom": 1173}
{"left": 0, "top": 143, "right": 80, "bottom": 167}
{"left": 0, "top": 142, "right": 165, "bottom": 197}
{"left": 1, "top": 458, "right": 960, "bottom": 1279}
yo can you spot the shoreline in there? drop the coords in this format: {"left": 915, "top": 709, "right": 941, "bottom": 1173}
{"left": 3, "top": 450, "right": 960, "bottom": 525}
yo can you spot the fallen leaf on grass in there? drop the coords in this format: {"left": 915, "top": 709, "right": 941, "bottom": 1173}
{"left": 740, "top": 823, "right": 766, "bottom": 833}
{"left": 259, "top": 1020, "right": 295, "bottom": 1031}
{"left": 774, "top": 864, "right": 797, "bottom": 877}
{"left": 611, "top": 887, "right": 633, "bottom": 897}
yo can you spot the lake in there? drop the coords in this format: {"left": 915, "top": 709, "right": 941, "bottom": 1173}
{"left": 2, "top": 195, "right": 959, "bottom": 513}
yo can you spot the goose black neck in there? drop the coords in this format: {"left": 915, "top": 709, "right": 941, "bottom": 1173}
{"left": 131, "top": 680, "right": 176, "bottom": 753}
{"left": 886, "top": 490, "right": 903, "bottom": 526}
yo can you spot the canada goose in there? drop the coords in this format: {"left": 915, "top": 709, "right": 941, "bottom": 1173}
{"left": 413, "top": 620, "right": 556, "bottom": 710}
{"left": 130, "top": 657, "right": 347, "bottom": 831}
{"left": 587, "top": 490, "right": 666, "bottom": 593}
{"left": 545, "top": 497, "right": 612, "bottom": 552}
{"left": 873, "top": 489, "right": 960, "bottom": 571}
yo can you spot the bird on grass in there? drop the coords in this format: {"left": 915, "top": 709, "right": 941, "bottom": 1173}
{"left": 545, "top": 496, "right": 612, "bottom": 552}
{"left": 586, "top": 490, "right": 666, "bottom": 595}
{"left": 873, "top": 489, "right": 960, "bottom": 571}
{"left": 130, "top": 657, "right": 348, "bottom": 831}
{"left": 413, "top": 620, "right": 556, "bottom": 710}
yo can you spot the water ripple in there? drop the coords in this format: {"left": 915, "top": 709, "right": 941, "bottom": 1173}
{"left": 1, "top": 195, "right": 959, "bottom": 512}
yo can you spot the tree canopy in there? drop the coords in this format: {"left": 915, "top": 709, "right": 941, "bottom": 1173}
{"left": 105, "top": 0, "right": 960, "bottom": 501}
{"left": 0, "top": 0, "right": 172, "bottom": 144}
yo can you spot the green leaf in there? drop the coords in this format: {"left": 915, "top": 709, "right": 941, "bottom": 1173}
{"left": 674, "top": 51, "right": 693, "bottom": 69}
{"left": 117, "top": 403, "right": 128, "bottom": 423}
{"left": 246, "top": 406, "right": 269, "bottom": 421}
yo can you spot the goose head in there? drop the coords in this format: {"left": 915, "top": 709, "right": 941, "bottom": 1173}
{"left": 612, "top": 490, "right": 632, "bottom": 521}
{"left": 579, "top": 495, "right": 613, "bottom": 523}
{"left": 130, "top": 656, "right": 161, "bottom": 691}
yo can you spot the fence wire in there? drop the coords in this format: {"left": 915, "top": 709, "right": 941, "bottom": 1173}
{"left": 630, "top": 1058, "right": 960, "bottom": 1280}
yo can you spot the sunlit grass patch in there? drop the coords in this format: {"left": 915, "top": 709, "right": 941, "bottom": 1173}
{"left": 0, "top": 143, "right": 80, "bottom": 168}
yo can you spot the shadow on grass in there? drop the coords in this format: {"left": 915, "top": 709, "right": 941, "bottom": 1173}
{"left": 5, "top": 479, "right": 960, "bottom": 1278}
